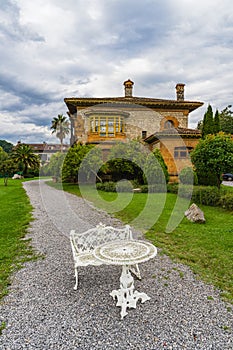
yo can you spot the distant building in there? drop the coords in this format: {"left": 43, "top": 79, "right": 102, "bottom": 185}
{"left": 19, "top": 142, "right": 69, "bottom": 163}
{"left": 64, "top": 80, "right": 203, "bottom": 181}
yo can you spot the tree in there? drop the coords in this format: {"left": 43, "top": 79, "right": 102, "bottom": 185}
{"left": 219, "top": 105, "right": 233, "bottom": 134}
{"left": 178, "top": 167, "right": 198, "bottom": 185}
{"left": 144, "top": 148, "right": 169, "bottom": 185}
{"left": 202, "top": 104, "right": 214, "bottom": 138}
{"left": 191, "top": 132, "right": 233, "bottom": 188}
{"left": 213, "top": 109, "right": 220, "bottom": 134}
{"left": 11, "top": 143, "right": 40, "bottom": 176}
{"left": 106, "top": 140, "right": 146, "bottom": 184}
{"left": 43, "top": 152, "right": 66, "bottom": 180}
{"left": 0, "top": 146, "right": 8, "bottom": 162}
{"left": 0, "top": 159, "right": 18, "bottom": 186}
{"left": 0, "top": 140, "right": 13, "bottom": 153}
{"left": 78, "top": 146, "right": 103, "bottom": 182}
{"left": 51, "top": 114, "right": 70, "bottom": 152}
{"left": 62, "top": 143, "right": 95, "bottom": 182}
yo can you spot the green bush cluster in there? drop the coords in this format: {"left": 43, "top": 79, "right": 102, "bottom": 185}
{"left": 96, "top": 180, "right": 233, "bottom": 211}
{"left": 116, "top": 180, "right": 134, "bottom": 192}
{"left": 96, "top": 181, "right": 116, "bottom": 192}
{"left": 218, "top": 193, "right": 233, "bottom": 211}
{"left": 138, "top": 184, "right": 167, "bottom": 193}
{"left": 178, "top": 167, "right": 198, "bottom": 185}
{"left": 178, "top": 185, "right": 233, "bottom": 210}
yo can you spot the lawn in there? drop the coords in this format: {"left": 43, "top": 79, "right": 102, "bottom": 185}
{"left": 0, "top": 178, "right": 37, "bottom": 300}
{"left": 48, "top": 181, "right": 233, "bottom": 303}
{"left": 1, "top": 179, "right": 232, "bottom": 304}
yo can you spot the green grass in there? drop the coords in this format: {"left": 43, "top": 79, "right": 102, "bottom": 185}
{"left": 48, "top": 181, "right": 233, "bottom": 303}
{"left": 0, "top": 179, "right": 37, "bottom": 299}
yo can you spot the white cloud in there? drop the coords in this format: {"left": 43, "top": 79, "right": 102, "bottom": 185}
{"left": 0, "top": 0, "right": 233, "bottom": 144}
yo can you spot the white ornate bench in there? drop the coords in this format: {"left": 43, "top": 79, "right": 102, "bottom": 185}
{"left": 70, "top": 222, "right": 141, "bottom": 290}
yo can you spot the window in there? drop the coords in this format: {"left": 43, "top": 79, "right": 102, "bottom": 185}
{"left": 174, "top": 146, "right": 193, "bottom": 159}
{"left": 89, "top": 116, "right": 124, "bottom": 137}
{"left": 164, "top": 120, "right": 174, "bottom": 129}
{"left": 174, "top": 146, "right": 187, "bottom": 158}
{"left": 142, "top": 131, "right": 147, "bottom": 139}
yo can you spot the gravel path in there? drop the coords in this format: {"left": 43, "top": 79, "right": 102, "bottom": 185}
{"left": 0, "top": 180, "right": 232, "bottom": 350}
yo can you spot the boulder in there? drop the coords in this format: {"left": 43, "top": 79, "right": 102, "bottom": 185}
{"left": 184, "top": 203, "right": 205, "bottom": 223}
{"left": 12, "top": 174, "right": 23, "bottom": 179}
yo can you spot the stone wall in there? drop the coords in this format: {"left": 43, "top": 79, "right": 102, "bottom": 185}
{"left": 71, "top": 106, "right": 189, "bottom": 143}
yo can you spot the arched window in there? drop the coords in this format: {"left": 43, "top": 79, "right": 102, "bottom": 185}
{"left": 164, "top": 120, "right": 174, "bottom": 129}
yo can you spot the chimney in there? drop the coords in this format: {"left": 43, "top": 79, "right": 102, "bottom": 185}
{"left": 123, "top": 79, "right": 134, "bottom": 97}
{"left": 176, "top": 83, "right": 185, "bottom": 101}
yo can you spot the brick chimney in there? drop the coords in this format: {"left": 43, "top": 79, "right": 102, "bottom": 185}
{"left": 176, "top": 83, "right": 185, "bottom": 101}
{"left": 123, "top": 79, "right": 134, "bottom": 97}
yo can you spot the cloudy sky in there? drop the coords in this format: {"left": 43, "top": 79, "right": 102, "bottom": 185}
{"left": 0, "top": 0, "right": 233, "bottom": 145}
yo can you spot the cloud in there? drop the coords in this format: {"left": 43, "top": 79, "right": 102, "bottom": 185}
{"left": 0, "top": 0, "right": 233, "bottom": 143}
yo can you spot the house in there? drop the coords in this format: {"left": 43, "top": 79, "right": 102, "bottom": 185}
{"left": 26, "top": 143, "right": 69, "bottom": 163}
{"left": 64, "top": 80, "right": 203, "bottom": 181}
{"left": 144, "top": 127, "right": 201, "bottom": 182}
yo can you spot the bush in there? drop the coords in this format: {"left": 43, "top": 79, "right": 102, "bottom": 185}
{"left": 218, "top": 193, "right": 233, "bottom": 211}
{"left": 96, "top": 181, "right": 116, "bottom": 192}
{"left": 178, "top": 185, "right": 221, "bottom": 206}
{"left": 179, "top": 167, "right": 198, "bottom": 185}
{"left": 194, "top": 186, "right": 221, "bottom": 206}
{"left": 167, "top": 183, "right": 179, "bottom": 194}
{"left": 196, "top": 171, "right": 219, "bottom": 187}
{"left": 116, "top": 180, "right": 133, "bottom": 192}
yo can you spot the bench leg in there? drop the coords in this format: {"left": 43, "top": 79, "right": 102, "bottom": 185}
{"left": 74, "top": 266, "right": 79, "bottom": 290}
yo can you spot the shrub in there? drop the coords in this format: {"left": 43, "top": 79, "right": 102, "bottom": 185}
{"left": 167, "top": 183, "right": 179, "bottom": 194}
{"left": 194, "top": 186, "right": 221, "bottom": 206}
{"left": 140, "top": 185, "right": 148, "bottom": 193}
{"left": 96, "top": 181, "right": 116, "bottom": 192}
{"left": 116, "top": 180, "right": 133, "bottom": 192}
{"left": 179, "top": 167, "right": 198, "bottom": 185}
{"left": 218, "top": 193, "right": 233, "bottom": 211}
{"left": 178, "top": 185, "right": 221, "bottom": 206}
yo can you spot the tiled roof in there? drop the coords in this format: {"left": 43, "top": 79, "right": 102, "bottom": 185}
{"left": 27, "top": 143, "right": 69, "bottom": 151}
{"left": 144, "top": 127, "right": 201, "bottom": 143}
{"left": 64, "top": 96, "right": 203, "bottom": 114}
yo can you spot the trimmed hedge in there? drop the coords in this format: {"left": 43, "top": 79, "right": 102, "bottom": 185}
{"left": 178, "top": 185, "right": 233, "bottom": 210}
{"left": 218, "top": 193, "right": 233, "bottom": 211}
{"left": 96, "top": 181, "right": 233, "bottom": 211}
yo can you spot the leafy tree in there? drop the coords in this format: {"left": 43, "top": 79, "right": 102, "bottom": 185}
{"left": 178, "top": 167, "right": 198, "bottom": 185}
{"left": 62, "top": 143, "right": 95, "bottom": 183}
{"left": 10, "top": 143, "right": 40, "bottom": 176}
{"left": 213, "top": 109, "right": 220, "bottom": 134}
{"left": 106, "top": 140, "right": 146, "bottom": 183}
{"left": 0, "top": 159, "right": 18, "bottom": 186}
{"left": 43, "top": 152, "right": 66, "bottom": 180}
{"left": 219, "top": 105, "right": 233, "bottom": 134}
{"left": 51, "top": 114, "right": 70, "bottom": 152}
{"left": 202, "top": 104, "right": 214, "bottom": 138}
{"left": 0, "top": 140, "right": 13, "bottom": 153}
{"left": 0, "top": 146, "right": 8, "bottom": 162}
{"left": 78, "top": 146, "right": 103, "bottom": 182}
{"left": 144, "top": 148, "right": 169, "bottom": 185}
{"left": 191, "top": 132, "right": 233, "bottom": 188}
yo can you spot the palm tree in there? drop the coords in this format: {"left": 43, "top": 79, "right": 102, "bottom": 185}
{"left": 51, "top": 114, "right": 70, "bottom": 152}
{"left": 11, "top": 143, "right": 40, "bottom": 175}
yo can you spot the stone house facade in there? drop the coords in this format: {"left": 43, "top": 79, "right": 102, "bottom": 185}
{"left": 64, "top": 80, "right": 203, "bottom": 181}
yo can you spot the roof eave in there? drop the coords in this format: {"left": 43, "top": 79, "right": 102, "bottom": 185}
{"left": 64, "top": 97, "right": 204, "bottom": 114}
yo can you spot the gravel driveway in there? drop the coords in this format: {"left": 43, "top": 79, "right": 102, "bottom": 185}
{"left": 0, "top": 180, "right": 232, "bottom": 350}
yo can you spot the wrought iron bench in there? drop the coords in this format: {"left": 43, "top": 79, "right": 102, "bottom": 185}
{"left": 70, "top": 222, "right": 141, "bottom": 290}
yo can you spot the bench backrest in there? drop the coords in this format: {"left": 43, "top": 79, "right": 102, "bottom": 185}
{"left": 70, "top": 222, "right": 132, "bottom": 255}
